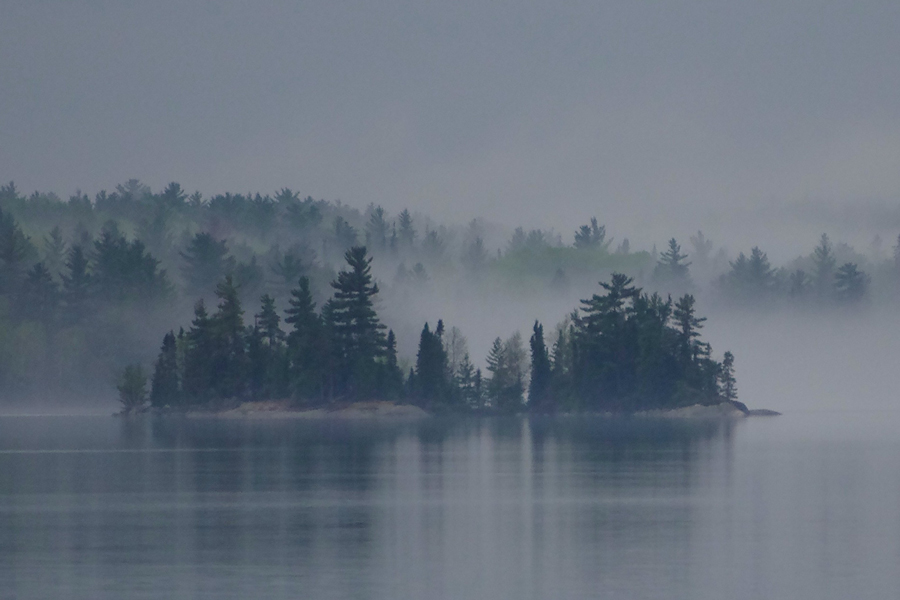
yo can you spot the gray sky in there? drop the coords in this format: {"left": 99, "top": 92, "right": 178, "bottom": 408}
{"left": 3, "top": 0, "right": 900, "bottom": 244}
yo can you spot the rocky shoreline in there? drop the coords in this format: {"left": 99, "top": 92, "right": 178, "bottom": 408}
{"left": 145, "top": 399, "right": 778, "bottom": 420}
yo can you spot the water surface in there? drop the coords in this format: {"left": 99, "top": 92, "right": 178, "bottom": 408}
{"left": 1, "top": 412, "right": 898, "bottom": 599}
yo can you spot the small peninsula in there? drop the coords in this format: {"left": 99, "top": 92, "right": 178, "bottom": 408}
{"left": 115, "top": 247, "right": 767, "bottom": 417}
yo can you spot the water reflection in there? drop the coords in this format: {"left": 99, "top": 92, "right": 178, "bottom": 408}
{"left": 2, "top": 414, "right": 898, "bottom": 599}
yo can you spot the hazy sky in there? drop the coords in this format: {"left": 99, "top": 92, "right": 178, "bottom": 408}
{"left": 3, "top": 0, "right": 900, "bottom": 242}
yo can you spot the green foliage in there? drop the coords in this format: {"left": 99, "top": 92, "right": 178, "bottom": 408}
{"left": 118, "top": 364, "right": 148, "bottom": 413}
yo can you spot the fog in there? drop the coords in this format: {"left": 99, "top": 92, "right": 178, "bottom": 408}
{"left": 3, "top": 1, "right": 900, "bottom": 415}
{"left": 4, "top": 1, "right": 900, "bottom": 242}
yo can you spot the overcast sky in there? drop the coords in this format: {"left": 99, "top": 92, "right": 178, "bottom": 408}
{"left": 3, "top": 0, "right": 900, "bottom": 246}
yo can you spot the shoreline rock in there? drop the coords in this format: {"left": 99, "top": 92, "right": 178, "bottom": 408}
{"left": 185, "top": 400, "right": 429, "bottom": 420}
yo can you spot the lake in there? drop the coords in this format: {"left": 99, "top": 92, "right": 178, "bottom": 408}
{"left": 1, "top": 412, "right": 898, "bottom": 599}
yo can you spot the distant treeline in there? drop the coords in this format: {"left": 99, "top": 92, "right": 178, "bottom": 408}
{"left": 0, "top": 177, "right": 890, "bottom": 403}
{"left": 113, "top": 246, "right": 738, "bottom": 414}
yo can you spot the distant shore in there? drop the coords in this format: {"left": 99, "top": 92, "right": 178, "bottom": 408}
{"left": 151, "top": 399, "right": 779, "bottom": 420}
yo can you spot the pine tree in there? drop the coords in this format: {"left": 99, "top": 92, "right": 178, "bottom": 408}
{"left": 0, "top": 207, "right": 35, "bottom": 294}
{"left": 834, "top": 262, "right": 869, "bottom": 304}
{"left": 398, "top": 209, "right": 416, "bottom": 247}
{"left": 718, "top": 351, "right": 737, "bottom": 401}
{"left": 328, "top": 247, "right": 387, "bottom": 398}
{"left": 42, "top": 226, "right": 67, "bottom": 277}
{"left": 182, "top": 299, "right": 214, "bottom": 402}
{"left": 18, "top": 262, "right": 59, "bottom": 323}
{"left": 180, "top": 232, "right": 233, "bottom": 295}
{"left": 528, "top": 321, "right": 553, "bottom": 412}
{"left": 812, "top": 233, "right": 836, "bottom": 298}
{"left": 415, "top": 321, "right": 448, "bottom": 406}
{"left": 285, "top": 277, "right": 326, "bottom": 402}
{"left": 151, "top": 332, "right": 180, "bottom": 407}
{"left": 210, "top": 275, "right": 247, "bottom": 399}
{"left": 654, "top": 238, "right": 691, "bottom": 289}
{"left": 365, "top": 205, "right": 389, "bottom": 250}
{"left": 382, "top": 329, "right": 404, "bottom": 400}
{"left": 61, "top": 245, "right": 92, "bottom": 324}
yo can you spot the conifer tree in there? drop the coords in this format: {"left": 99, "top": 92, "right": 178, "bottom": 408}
{"left": 180, "top": 232, "right": 233, "bottom": 295}
{"left": 210, "top": 275, "right": 247, "bottom": 399}
{"left": 61, "top": 245, "right": 91, "bottom": 323}
{"left": 285, "top": 276, "right": 326, "bottom": 401}
{"left": 529, "top": 321, "right": 553, "bottom": 412}
{"left": 812, "top": 233, "right": 836, "bottom": 298}
{"left": 381, "top": 329, "right": 405, "bottom": 400}
{"left": 329, "top": 246, "right": 387, "bottom": 398}
{"left": 415, "top": 321, "right": 449, "bottom": 406}
{"left": 18, "top": 262, "right": 59, "bottom": 323}
{"left": 151, "top": 331, "right": 180, "bottom": 407}
{"left": 654, "top": 238, "right": 691, "bottom": 289}
{"left": 834, "top": 262, "right": 869, "bottom": 304}
{"left": 718, "top": 351, "right": 737, "bottom": 401}
{"left": 182, "top": 300, "right": 214, "bottom": 402}
{"left": 398, "top": 209, "right": 416, "bottom": 247}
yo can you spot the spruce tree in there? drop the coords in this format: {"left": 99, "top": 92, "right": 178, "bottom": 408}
{"left": 329, "top": 247, "right": 387, "bottom": 398}
{"left": 812, "top": 233, "right": 836, "bottom": 298}
{"left": 180, "top": 232, "right": 233, "bottom": 295}
{"left": 415, "top": 321, "right": 448, "bottom": 406}
{"left": 61, "top": 245, "right": 92, "bottom": 323}
{"left": 285, "top": 277, "right": 325, "bottom": 402}
{"left": 151, "top": 332, "right": 180, "bottom": 408}
{"left": 398, "top": 209, "right": 416, "bottom": 247}
{"left": 528, "top": 321, "right": 553, "bottom": 412}
{"left": 210, "top": 275, "right": 247, "bottom": 400}
{"left": 183, "top": 299, "right": 214, "bottom": 402}
{"left": 654, "top": 238, "right": 691, "bottom": 289}
{"left": 718, "top": 351, "right": 737, "bottom": 401}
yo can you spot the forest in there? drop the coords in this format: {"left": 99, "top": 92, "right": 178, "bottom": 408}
{"left": 1, "top": 178, "right": 891, "bottom": 411}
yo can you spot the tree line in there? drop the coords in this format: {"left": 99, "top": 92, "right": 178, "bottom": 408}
{"left": 117, "top": 247, "right": 739, "bottom": 414}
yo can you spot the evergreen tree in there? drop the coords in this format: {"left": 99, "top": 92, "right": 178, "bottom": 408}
{"left": 328, "top": 247, "right": 387, "bottom": 398}
{"left": 182, "top": 300, "right": 215, "bottom": 402}
{"left": 333, "top": 216, "right": 358, "bottom": 250}
{"left": 118, "top": 364, "right": 148, "bottom": 414}
{"left": 834, "top": 262, "right": 869, "bottom": 304}
{"left": 150, "top": 331, "right": 180, "bottom": 407}
{"left": 209, "top": 275, "right": 247, "bottom": 399}
{"left": 718, "top": 351, "right": 737, "bottom": 401}
{"left": 285, "top": 277, "right": 327, "bottom": 402}
{"left": 18, "top": 262, "right": 59, "bottom": 323}
{"left": 381, "top": 329, "right": 404, "bottom": 400}
{"left": 247, "top": 294, "right": 289, "bottom": 400}
{"left": 365, "top": 205, "right": 389, "bottom": 250}
{"left": 398, "top": 209, "right": 416, "bottom": 247}
{"left": 61, "top": 245, "right": 92, "bottom": 323}
{"left": 573, "top": 218, "right": 610, "bottom": 250}
{"left": 0, "top": 207, "right": 35, "bottom": 294}
{"left": 415, "top": 321, "right": 449, "bottom": 406}
{"left": 812, "top": 233, "right": 836, "bottom": 298}
{"left": 180, "top": 232, "right": 233, "bottom": 295}
{"left": 654, "top": 238, "right": 691, "bottom": 289}
{"left": 42, "top": 226, "right": 67, "bottom": 277}
{"left": 528, "top": 321, "right": 553, "bottom": 412}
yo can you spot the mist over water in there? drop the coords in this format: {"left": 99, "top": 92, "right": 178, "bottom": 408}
{"left": 2, "top": 414, "right": 899, "bottom": 599}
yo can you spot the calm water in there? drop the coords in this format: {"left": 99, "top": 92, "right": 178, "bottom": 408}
{"left": 1, "top": 412, "right": 899, "bottom": 599}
